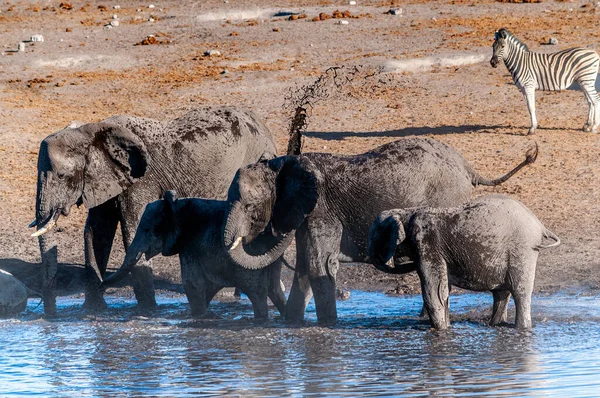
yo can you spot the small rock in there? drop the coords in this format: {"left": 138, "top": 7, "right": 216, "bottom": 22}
{"left": 112, "top": 14, "right": 118, "bottom": 19}
{"left": 337, "top": 20, "right": 349, "bottom": 25}
{"left": 148, "top": 17, "right": 155, "bottom": 22}
{"left": 30, "top": 35, "right": 44, "bottom": 42}
{"left": 110, "top": 20, "right": 120, "bottom": 26}
{"left": 204, "top": 49, "right": 221, "bottom": 56}
{"left": 386, "top": 8, "right": 402, "bottom": 15}
{"left": 349, "top": 0, "right": 356, "bottom": 4}
{"left": 104, "top": 24, "right": 113, "bottom": 30}
{"left": 148, "top": 4, "right": 155, "bottom": 8}
{"left": 549, "top": 37, "right": 558, "bottom": 45}
{"left": 336, "top": 288, "right": 351, "bottom": 301}
{"left": 113, "top": 5, "right": 121, "bottom": 9}
{"left": 66, "top": 27, "right": 72, "bottom": 32}
{"left": 273, "top": 27, "right": 280, "bottom": 32}
{"left": 18, "top": 42, "right": 25, "bottom": 52}
{"left": 221, "top": 69, "right": 228, "bottom": 74}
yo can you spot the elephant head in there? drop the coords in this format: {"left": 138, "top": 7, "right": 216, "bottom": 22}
{"left": 222, "top": 156, "right": 319, "bottom": 270}
{"left": 102, "top": 191, "right": 180, "bottom": 287}
{"left": 367, "top": 210, "right": 415, "bottom": 274}
{"left": 31, "top": 122, "right": 148, "bottom": 236}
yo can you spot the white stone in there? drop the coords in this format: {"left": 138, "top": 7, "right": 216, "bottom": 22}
{"left": 110, "top": 20, "right": 120, "bottom": 26}
{"left": 337, "top": 20, "right": 349, "bottom": 25}
{"left": 148, "top": 17, "right": 155, "bottom": 22}
{"left": 148, "top": 4, "right": 155, "bottom": 8}
{"left": 349, "top": 0, "right": 356, "bottom": 4}
{"left": 113, "top": 5, "right": 121, "bottom": 9}
{"left": 30, "top": 35, "right": 44, "bottom": 42}
{"left": 112, "top": 14, "right": 118, "bottom": 19}
{"left": 18, "top": 42, "right": 25, "bottom": 52}
{"left": 204, "top": 49, "right": 221, "bottom": 56}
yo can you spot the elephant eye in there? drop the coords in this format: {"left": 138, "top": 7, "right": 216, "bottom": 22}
{"left": 244, "top": 204, "right": 252, "bottom": 211}
{"left": 56, "top": 172, "right": 66, "bottom": 180}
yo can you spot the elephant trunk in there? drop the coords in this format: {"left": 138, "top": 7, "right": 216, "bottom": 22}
{"left": 228, "top": 232, "right": 294, "bottom": 270}
{"left": 101, "top": 250, "right": 143, "bottom": 287}
{"left": 38, "top": 234, "right": 58, "bottom": 315}
{"left": 223, "top": 202, "right": 245, "bottom": 249}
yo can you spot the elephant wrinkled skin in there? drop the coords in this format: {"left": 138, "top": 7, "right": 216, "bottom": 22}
{"left": 367, "top": 194, "right": 560, "bottom": 330}
{"left": 102, "top": 191, "right": 286, "bottom": 319}
{"left": 31, "top": 106, "right": 276, "bottom": 314}
{"left": 221, "top": 137, "right": 538, "bottom": 323}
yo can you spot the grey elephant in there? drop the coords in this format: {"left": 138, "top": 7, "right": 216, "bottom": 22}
{"left": 367, "top": 194, "right": 560, "bottom": 329}
{"left": 221, "top": 137, "right": 538, "bottom": 323}
{"left": 101, "top": 191, "right": 286, "bottom": 319}
{"left": 0, "top": 269, "right": 42, "bottom": 317}
{"left": 30, "top": 106, "right": 276, "bottom": 314}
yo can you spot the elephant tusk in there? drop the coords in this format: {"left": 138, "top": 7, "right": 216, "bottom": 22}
{"left": 229, "top": 236, "right": 243, "bottom": 251}
{"left": 135, "top": 252, "right": 143, "bottom": 261}
{"left": 385, "top": 256, "right": 395, "bottom": 269}
{"left": 28, "top": 219, "right": 38, "bottom": 228}
{"left": 31, "top": 218, "right": 57, "bottom": 237}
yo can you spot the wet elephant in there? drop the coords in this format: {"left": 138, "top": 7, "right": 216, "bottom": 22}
{"left": 367, "top": 194, "right": 560, "bottom": 329}
{"left": 220, "top": 137, "right": 538, "bottom": 323}
{"left": 31, "top": 106, "right": 277, "bottom": 314}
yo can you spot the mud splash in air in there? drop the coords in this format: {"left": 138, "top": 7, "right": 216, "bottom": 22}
{"left": 384, "top": 53, "right": 487, "bottom": 73}
{"left": 1, "top": 291, "right": 599, "bottom": 396}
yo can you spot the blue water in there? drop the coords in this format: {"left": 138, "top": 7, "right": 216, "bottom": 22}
{"left": 1, "top": 291, "right": 599, "bottom": 397}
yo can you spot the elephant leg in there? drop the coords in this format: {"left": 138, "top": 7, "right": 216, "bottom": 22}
{"left": 305, "top": 221, "right": 343, "bottom": 324}
{"left": 267, "top": 258, "right": 287, "bottom": 316}
{"left": 119, "top": 200, "right": 156, "bottom": 310}
{"left": 243, "top": 286, "right": 269, "bottom": 320}
{"left": 83, "top": 199, "right": 120, "bottom": 311}
{"left": 510, "top": 252, "right": 537, "bottom": 329}
{"left": 183, "top": 277, "right": 208, "bottom": 317}
{"left": 38, "top": 235, "right": 58, "bottom": 315}
{"left": 285, "top": 224, "right": 313, "bottom": 321}
{"left": 490, "top": 290, "right": 511, "bottom": 326}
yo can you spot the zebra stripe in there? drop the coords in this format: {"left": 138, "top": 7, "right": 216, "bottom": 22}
{"left": 491, "top": 28, "right": 600, "bottom": 134}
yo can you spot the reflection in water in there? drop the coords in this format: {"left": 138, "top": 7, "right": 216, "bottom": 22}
{"left": 0, "top": 292, "right": 599, "bottom": 396}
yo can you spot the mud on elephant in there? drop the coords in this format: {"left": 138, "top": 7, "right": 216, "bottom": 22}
{"left": 221, "top": 137, "right": 538, "bottom": 323}
{"left": 367, "top": 194, "right": 560, "bottom": 329}
{"left": 31, "top": 106, "right": 277, "bottom": 314}
{"left": 102, "top": 191, "right": 286, "bottom": 319}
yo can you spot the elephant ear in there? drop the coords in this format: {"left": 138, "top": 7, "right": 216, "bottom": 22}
{"left": 370, "top": 214, "right": 406, "bottom": 266}
{"left": 162, "top": 190, "right": 181, "bottom": 256}
{"left": 271, "top": 157, "right": 319, "bottom": 237}
{"left": 82, "top": 122, "right": 149, "bottom": 208}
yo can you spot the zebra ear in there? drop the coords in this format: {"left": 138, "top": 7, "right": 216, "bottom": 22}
{"left": 499, "top": 29, "right": 507, "bottom": 39}
{"left": 494, "top": 31, "right": 499, "bottom": 40}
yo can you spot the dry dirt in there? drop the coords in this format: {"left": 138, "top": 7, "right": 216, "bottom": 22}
{"left": 1, "top": 0, "right": 600, "bottom": 301}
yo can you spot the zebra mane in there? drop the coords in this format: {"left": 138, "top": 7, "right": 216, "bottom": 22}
{"left": 497, "top": 28, "right": 529, "bottom": 52}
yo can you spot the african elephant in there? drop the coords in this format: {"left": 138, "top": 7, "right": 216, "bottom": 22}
{"left": 102, "top": 191, "right": 286, "bottom": 318}
{"left": 221, "top": 137, "right": 538, "bottom": 323}
{"left": 31, "top": 106, "right": 276, "bottom": 314}
{"left": 367, "top": 194, "right": 560, "bottom": 329}
{"left": 0, "top": 269, "right": 41, "bottom": 317}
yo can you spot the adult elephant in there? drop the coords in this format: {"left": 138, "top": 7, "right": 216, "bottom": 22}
{"left": 221, "top": 137, "right": 538, "bottom": 323}
{"left": 31, "top": 106, "right": 277, "bottom": 314}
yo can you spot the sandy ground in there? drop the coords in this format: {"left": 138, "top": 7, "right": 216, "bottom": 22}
{"left": 1, "top": 0, "right": 600, "bottom": 300}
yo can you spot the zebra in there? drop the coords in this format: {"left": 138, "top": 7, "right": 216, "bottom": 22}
{"left": 491, "top": 28, "right": 600, "bottom": 135}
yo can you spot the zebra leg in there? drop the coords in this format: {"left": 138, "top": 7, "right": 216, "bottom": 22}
{"left": 522, "top": 86, "right": 537, "bottom": 135}
{"left": 580, "top": 82, "right": 599, "bottom": 132}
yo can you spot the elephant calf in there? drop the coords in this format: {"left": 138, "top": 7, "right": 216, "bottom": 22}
{"left": 367, "top": 194, "right": 560, "bottom": 329}
{"left": 0, "top": 269, "right": 41, "bottom": 317}
{"left": 102, "top": 191, "right": 286, "bottom": 319}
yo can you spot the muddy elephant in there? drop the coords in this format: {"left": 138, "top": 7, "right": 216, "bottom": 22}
{"left": 0, "top": 269, "right": 41, "bottom": 317}
{"left": 367, "top": 194, "right": 560, "bottom": 329}
{"left": 102, "top": 191, "right": 286, "bottom": 319}
{"left": 221, "top": 137, "right": 538, "bottom": 323}
{"left": 31, "top": 106, "right": 277, "bottom": 314}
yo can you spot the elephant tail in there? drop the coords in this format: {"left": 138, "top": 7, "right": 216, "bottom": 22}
{"left": 538, "top": 229, "right": 560, "bottom": 249}
{"left": 472, "top": 142, "right": 538, "bottom": 186}
{"left": 281, "top": 257, "right": 296, "bottom": 271}
{"left": 26, "top": 288, "right": 44, "bottom": 310}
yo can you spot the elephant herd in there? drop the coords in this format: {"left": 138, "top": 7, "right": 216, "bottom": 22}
{"left": 22, "top": 105, "right": 558, "bottom": 329}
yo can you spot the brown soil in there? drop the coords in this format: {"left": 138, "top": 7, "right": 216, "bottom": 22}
{"left": 1, "top": 0, "right": 599, "bottom": 300}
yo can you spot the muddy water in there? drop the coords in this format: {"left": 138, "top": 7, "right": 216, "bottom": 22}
{"left": 1, "top": 292, "right": 599, "bottom": 396}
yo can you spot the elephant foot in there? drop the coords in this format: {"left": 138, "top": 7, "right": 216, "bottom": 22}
{"left": 131, "top": 265, "right": 157, "bottom": 310}
{"left": 42, "top": 289, "right": 57, "bottom": 316}
{"left": 82, "top": 296, "right": 108, "bottom": 312}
